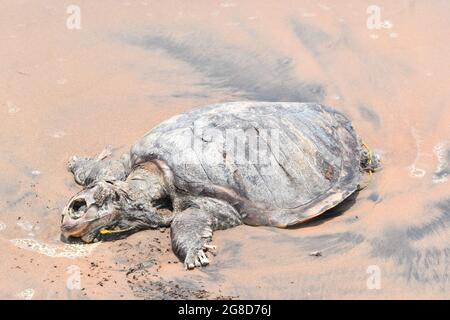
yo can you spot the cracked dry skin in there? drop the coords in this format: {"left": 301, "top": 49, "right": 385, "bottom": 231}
{"left": 1, "top": 0, "right": 450, "bottom": 299}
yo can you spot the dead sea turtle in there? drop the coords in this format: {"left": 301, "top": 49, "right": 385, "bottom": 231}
{"left": 61, "top": 102, "right": 380, "bottom": 269}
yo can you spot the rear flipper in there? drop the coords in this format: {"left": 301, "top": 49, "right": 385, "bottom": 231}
{"left": 170, "top": 198, "right": 242, "bottom": 270}
{"left": 358, "top": 142, "right": 382, "bottom": 190}
{"left": 360, "top": 142, "right": 382, "bottom": 173}
{"left": 67, "top": 146, "right": 132, "bottom": 186}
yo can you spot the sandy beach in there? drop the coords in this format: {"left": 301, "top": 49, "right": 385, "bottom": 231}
{"left": 1, "top": 0, "right": 449, "bottom": 299}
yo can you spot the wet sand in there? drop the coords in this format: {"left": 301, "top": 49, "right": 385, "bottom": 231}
{"left": 1, "top": 0, "right": 449, "bottom": 299}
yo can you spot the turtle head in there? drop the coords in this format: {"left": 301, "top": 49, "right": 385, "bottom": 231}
{"left": 61, "top": 180, "right": 173, "bottom": 243}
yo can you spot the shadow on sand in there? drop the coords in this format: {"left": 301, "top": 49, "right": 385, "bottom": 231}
{"left": 287, "top": 191, "right": 360, "bottom": 229}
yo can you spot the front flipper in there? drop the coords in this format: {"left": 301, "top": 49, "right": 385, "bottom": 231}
{"left": 170, "top": 198, "right": 242, "bottom": 270}
{"left": 68, "top": 147, "right": 131, "bottom": 186}
{"left": 170, "top": 208, "right": 215, "bottom": 269}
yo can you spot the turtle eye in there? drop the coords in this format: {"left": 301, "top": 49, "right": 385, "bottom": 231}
{"left": 69, "top": 198, "right": 88, "bottom": 219}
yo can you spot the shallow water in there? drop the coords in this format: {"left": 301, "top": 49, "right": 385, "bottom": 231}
{"left": 1, "top": 0, "right": 449, "bottom": 299}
